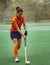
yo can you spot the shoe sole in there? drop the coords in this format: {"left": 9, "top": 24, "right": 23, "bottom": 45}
{"left": 15, "top": 61, "right": 20, "bottom": 63}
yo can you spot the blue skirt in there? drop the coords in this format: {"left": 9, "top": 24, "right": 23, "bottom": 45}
{"left": 10, "top": 32, "right": 22, "bottom": 40}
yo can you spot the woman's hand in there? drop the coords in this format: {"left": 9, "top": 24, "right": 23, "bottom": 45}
{"left": 23, "top": 34, "right": 26, "bottom": 39}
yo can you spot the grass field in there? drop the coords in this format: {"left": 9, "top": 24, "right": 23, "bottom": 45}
{"left": 0, "top": 23, "right": 50, "bottom": 65}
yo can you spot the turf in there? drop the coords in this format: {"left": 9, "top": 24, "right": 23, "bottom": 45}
{"left": 0, "top": 23, "right": 50, "bottom": 65}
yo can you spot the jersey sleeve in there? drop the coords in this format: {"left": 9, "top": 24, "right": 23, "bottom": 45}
{"left": 12, "top": 17, "right": 17, "bottom": 24}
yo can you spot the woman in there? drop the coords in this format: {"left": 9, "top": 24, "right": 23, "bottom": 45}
{"left": 10, "top": 7, "right": 27, "bottom": 62}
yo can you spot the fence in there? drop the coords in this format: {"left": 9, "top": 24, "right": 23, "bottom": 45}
{"left": 0, "top": 19, "right": 11, "bottom": 24}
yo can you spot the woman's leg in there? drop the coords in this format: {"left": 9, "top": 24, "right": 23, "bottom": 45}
{"left": 12, "top": 38, "right": 18, "bottom": 59}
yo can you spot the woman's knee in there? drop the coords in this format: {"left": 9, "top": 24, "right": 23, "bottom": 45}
{"left": 13, "top": 38, "right": 18, "bottom": 47}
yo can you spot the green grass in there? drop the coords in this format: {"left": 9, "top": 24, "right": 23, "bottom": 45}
{"left": 0, "top": 24, "right": 50, "bottom": 65}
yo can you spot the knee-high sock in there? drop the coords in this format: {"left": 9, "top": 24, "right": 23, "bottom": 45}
{"left": 14, "top": 46, "right": 18, "bottom": 58}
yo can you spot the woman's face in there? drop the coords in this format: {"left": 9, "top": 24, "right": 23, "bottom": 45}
{"left": 17, "top": 12, "right": 23, "bottom": 18}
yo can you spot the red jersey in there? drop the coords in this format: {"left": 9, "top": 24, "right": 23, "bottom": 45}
{"left": 10, "top": 15, "right": 24, "bottom": 32}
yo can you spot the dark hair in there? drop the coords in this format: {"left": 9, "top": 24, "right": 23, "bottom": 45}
{"left": 16, "top": 7, "right": 23, "bottom": 13}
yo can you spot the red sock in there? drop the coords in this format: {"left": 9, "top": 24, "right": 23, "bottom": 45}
{"left": 14, "top": 46, "right": 18, "bottom": 58}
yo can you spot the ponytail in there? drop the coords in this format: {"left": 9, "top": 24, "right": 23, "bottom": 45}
{"left": 16, "top": 6, "right": 23, "bottom": 13}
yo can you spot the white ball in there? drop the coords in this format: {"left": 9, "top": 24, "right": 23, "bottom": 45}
{"left": 25, "top": 61, "right": 30, "bottom": 64}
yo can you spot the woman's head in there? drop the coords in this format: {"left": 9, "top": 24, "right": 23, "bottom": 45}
{"left": 16, "top": 7, "right": 23, "bottom": 18}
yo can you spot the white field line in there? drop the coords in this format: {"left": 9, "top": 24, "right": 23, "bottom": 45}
{"left": 0, "top": 26, "right": 50, "bottom": 32}
{"left": 28, "top": 26, "right": 50, "bottom": 31}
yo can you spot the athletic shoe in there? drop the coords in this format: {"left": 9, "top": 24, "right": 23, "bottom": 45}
{"left": 15, "top": 57, "right": 19, "bottom": 62}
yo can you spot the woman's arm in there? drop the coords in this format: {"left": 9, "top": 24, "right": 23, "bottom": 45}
{"left": 13, "top": 23, "right": 24, "bottom": 36}
{"left": 23, "top": 20, "right": 27, "bottom": 31}
{"left": 23, "top": 20, "right": 27, "bottom": 36}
